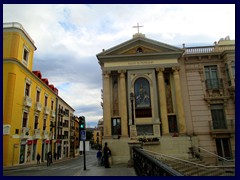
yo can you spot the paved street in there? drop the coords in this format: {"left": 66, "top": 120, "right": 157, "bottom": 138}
{"left": 3, "top": 149, "right": 136, "bottom": 176}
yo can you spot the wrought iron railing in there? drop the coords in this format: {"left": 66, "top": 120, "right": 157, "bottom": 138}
{"left": 133, "top": 147, "right": 183, "bottom": 176}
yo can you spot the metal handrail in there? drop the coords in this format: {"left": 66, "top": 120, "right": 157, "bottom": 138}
{"left": 141, "top": 148, "right": 234, "bottom": 168}
{"left": 193, "top": 146, "right": 235, "bottom": 163}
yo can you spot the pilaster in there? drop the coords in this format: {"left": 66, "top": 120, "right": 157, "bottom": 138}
{"left": 119, "top": 70, "right": 128, "bottom": 137}
{"left": 156, "top": 67, "right": 169, "bottom": 135}
{"left": 172, "top": 67, "right": 186, "bottom": 134}
{"left": 103, "top": 71, "right": 111, "bottom": 137}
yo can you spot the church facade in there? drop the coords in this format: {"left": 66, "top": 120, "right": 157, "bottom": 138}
{"left": 96, "top": 33, "right": 235, "bottom": 164}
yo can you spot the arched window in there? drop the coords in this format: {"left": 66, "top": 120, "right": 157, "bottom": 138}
{"left": 136, "top": 47, "right": 143, "bottom": 53}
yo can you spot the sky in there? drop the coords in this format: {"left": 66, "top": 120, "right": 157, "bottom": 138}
{"left": 3, "top": 4, "right": 235, "bottom": 128}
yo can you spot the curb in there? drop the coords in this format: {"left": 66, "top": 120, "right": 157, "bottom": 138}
{"left": 3, "top": 156, "right": 79, "bottom": 171}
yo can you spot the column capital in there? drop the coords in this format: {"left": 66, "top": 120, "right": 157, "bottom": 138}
{"left": 118, "top": 69, "right": 126, "bottom": 74}
{"left": 103, "top": 71, "right": 110, "bottom": 77}
{"left": 172, "top": 66, "right": 180, "bottom": 72}
{"left": 118, "top": 70, "right": 126, "bottom": 78}
{"left": 156, "top": 67, "right": 165, "bottom": 72}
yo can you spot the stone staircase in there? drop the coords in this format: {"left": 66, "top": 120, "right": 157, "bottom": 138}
{"left": 164, "top": 158, "right": 235, "bottom": 176}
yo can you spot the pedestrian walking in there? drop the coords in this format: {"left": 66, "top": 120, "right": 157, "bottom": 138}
{"left": 103, "top": 142, "right": 111, "bottom": 168}
{"left": 96, "top": 148, "right": 102, "bottom": 166}
{"left": 37, "top": 153, "right": 41, "bottom": 164}
{"left": 47, "top": 151, "right": 52, "bottom": 166}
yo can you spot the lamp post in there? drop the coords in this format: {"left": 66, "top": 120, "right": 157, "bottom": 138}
{"left": 130, "top": 92, "right": 135, "bottom": 125}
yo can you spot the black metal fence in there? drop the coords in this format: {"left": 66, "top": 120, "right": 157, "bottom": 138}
{"left": 133, "top": 147, "right": 183, "bottom": 176}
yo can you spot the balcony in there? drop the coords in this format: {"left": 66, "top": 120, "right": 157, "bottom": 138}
{"left": 44, "top": 107, "right": 50, "bottom": 115}
{"left": 33, "top": 129, "right": 41, "bottom": 139}
{"left": 205, "top": 79, "right": 223, "bottom": 90}
{"left": 58, "top": 109, "right": 65, "bottom": 115}
{"left": 209, "top": 120, "right": 235, "bottom": 136}
{"left": 58, "top": 122, "right": 63, "bottom": 127}
{"left": 51, "top": 110, "right": 55, "bottom": 117}
{"left": 42, "top": 130, "right": 49, "bottom": 139}
{"left": 24, "top": 96, "right": 32, "bottom": 107}
{"left": 21, "top": 127, "right": 30, "bottom": 139}
{"left": 35, "top": 102, "right": 42, "bottom": 112}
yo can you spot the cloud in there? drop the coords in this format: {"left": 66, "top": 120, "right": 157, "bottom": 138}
{"left": 3, "top": 4, "right": 235, "bottom": 127}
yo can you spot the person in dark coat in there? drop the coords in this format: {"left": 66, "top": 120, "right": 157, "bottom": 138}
{"left": 103, "top": 142, "right": 111, "bottom": 168}
{"left": 37, "top": 153, "right": 41, "bottom": 164}
{"left": 47, "top": 152, "right": 52, "bottom": 166}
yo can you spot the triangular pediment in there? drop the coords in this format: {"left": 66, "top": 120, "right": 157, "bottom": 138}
{"left": 97, "top": 35, "right": 183, "bottom": 57}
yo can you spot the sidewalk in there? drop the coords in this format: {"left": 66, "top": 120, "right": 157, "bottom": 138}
{"left": 3, "top": 157, "right": 137, "bottom": 176}
{"left": 77, "top": 164, "right": 137, "bottom": 176}
{"left": 3, "top": 157, "right": 71, "bottom": 171}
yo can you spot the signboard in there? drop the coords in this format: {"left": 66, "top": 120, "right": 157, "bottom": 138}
{"left": 79, "top": 141, "right": 90, "bottom": 151}
{"left": 80, "top": 130, "right": 86, "bottom": 141}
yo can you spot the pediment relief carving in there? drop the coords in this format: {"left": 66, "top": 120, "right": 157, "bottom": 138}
{"left": 97, "top": 37, "right": 183, "bottom": 57}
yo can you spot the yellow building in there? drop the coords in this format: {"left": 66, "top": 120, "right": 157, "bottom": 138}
{"left": 3, "top": 22, "right": 59, "bottom": 166}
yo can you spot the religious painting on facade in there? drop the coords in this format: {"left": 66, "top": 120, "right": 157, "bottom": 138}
{"left": 134, "top": 78, "right": 151, "bottom": 108}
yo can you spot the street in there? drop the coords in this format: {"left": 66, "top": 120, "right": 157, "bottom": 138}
{"left": 3, "top": 149, "right": 98, "bottom": 176}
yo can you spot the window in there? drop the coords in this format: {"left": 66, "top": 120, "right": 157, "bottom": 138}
{"left": 34, "top": 116, "right": 38, "bottom": 129}
{"left": 51, "top": 100, "right": 54, "bottom": 110}
{"left": 168, "top": 115, "right": 178, "bottom": 133}
{"left": 22, "top": 112, "right": 28, "bottom": 128}
{"left": 136, "top": 47, "right": 143, "bottom": 53}
{"left": 112, "top": 118, "right": 121, "bottom": 135}
{"left": 36, "top": 90, "right": 40, "bottom": 102}
{"left": 211, "top": 104, "right": 226, "bottom": 129}
{"left": 216, "top": 138, "right": 232, "bottom": 159}
{"left": 22, "top": 46, "right": 29, "bottom": 66}
{"left": 43, "top": 118, "right": 46, "bottom": 130}
{"left": 45, "top": 96, "right": 48, "bottom": 107}
{"left": 205, "top": 65, "right": 222, "bottom": 89}
{"left": 25, "top": 83, "right": 30, "bottom": 96}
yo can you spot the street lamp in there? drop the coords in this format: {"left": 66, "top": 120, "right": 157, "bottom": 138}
{"left": 130, "top": 92, "right": 135, "bottom": 125}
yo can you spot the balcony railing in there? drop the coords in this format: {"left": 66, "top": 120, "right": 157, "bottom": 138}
{"left": 58, "top": 109, "right": 65, "bottom": 115}
{"left": 42, "top": 130, "right": 49, "bottom": 139}
{"left": 35, "top": 102, "right": 42, "bottom": 112}
{"left": 205, "top": 79, "right": 223, "bottom": 90}
{"left": 24, "top": 96, "right": 32, "bottom": 107}
{"left": 33, "top": 129, "right": 41, "bottom": 139}
{"left": 51, "top": 110, "right": 55, "bottom": 117}
{"left": 21, "top": 127, "right": 30, "bottom": 139}
{"left": 44, "top": 107, "right": 50, "bottom": 115}
{"left": 209, "top": 120, "right": 235, "bottom": 134}
{"left": 184, "top": 45, "right": 235, "bottom": 55}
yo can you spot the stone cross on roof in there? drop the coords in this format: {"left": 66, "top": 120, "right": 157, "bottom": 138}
{"left": 133, "top": 23, "right": 143, "bottom": 34}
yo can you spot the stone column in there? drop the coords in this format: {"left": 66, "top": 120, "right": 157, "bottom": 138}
{"left": 156, "top": 68, "right": 169, "bottom": 135}
{"left": 103, "top": 71, "right": 111, "bottom": 137}
{"left": 119, "top": 70, "right": 128, "bottom": 137}
{"left": 172, "top": 67, "right": 186, "bottom": 134}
